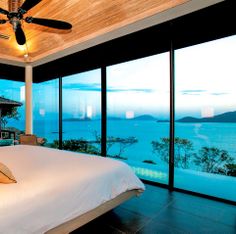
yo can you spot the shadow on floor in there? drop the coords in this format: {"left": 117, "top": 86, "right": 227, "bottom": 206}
{"left": 72, "top": 184, "right": 236, "bottom": 234}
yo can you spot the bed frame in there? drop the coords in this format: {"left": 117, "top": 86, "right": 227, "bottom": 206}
{"left": 46, "top": 189, "right": 142, "bottom": 234}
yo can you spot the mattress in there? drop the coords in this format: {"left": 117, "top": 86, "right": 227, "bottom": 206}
{"left": 0, "top": 145, "right": 144, "bottom": 234}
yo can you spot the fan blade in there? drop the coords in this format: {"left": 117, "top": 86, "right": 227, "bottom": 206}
{"left": 15, "top": 25, "right": 26, "bottom": 45}
{"left": 0, "top": 7, "right": 9, "bottom": 15}
{"left": 19, "top": 0, "right": 42, "bottom": 13}
{"left": 25, "top": 17, "right": 72, "bottom": 30}
{"left": 0, "top": 19, "right": 7, "bottom": 24}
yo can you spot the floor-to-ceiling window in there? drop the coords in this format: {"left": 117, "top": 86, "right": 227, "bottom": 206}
{"left": 0, "top": 79, "right": 25, "bottom": 139}
{"left": 29, "top": 35, "right": 236, "bottom": 202}
{"left": 27, "top": 1, "right": 235, "bottom": 202}
{"left": 62, "top": 69, "right": 101, "bottom": 154}
{"left": 107, "top": 53, "right": 170, "bottom": 184}
{"left": 33, "top": 78, "right": 59, "bottom": 147}
{"left": 174, "top": 35, "right": 236, "bottom": 201}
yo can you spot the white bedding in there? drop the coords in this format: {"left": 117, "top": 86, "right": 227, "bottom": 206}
{"left": 0, "top": 145, "right": 144, "bottom": 234}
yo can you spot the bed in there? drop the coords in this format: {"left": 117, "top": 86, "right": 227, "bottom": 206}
{"left": 0, "top": 145, "right": 145, "bottom": 234}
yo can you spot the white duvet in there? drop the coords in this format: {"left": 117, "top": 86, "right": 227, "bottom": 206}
{"left": 0, "top": 145, "right": 144, "bottom": 234}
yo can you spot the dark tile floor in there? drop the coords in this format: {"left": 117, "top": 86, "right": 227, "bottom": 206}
{"left": 72, "top": 184, "right": 236, "bottom": 234}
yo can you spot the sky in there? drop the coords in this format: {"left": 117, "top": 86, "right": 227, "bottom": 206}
{"left": 175, "top": 35, "right": 236, "bottom": 118}
{"left": 0, "top": 35, "right": 236, "bottom": 121}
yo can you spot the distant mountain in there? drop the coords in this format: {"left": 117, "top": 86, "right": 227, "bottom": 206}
{"left": 178, "top": 111, "right": 236, "bottom": 123}
{"left": 177, "top": 117, "right": 200, "bottom": 123}
{"left": 132, "top": 115, "right": 156, "bottom": 120}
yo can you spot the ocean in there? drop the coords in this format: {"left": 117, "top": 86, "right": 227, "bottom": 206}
{"left": 9, "top": 119, "right": 235, "bottom": 163}
{"left": 6, "top": 119, "right": 236, "bottom": 201}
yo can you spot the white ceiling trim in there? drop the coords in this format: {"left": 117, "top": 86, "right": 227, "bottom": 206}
{"left": 0, "top": 56, "right": 26, "bottom": 67}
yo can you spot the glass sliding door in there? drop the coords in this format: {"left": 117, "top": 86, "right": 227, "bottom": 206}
{"left": 107, "top": 53, "right": 170, "bottom": 184}
{"left": 62, "top": 69, "right": 101, "bottom": 154}
{"left": 175, "top": 35, "right": 236, "bottom": 201}
{"left": 0, "top": 79, "right": 25, "bottom": 142}
{"left": 33, "top": 79, "right": 59, "bottom": 147}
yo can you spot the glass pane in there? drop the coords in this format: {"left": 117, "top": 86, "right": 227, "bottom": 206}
{"left": 175, "top": 35, "right": 236, "bottom": 201}
{"left": 107, "top": 53, "right": 170, "bottom": 184}
{"left": 33, "top": 79, "right": 59, "bottom": 147}
{"left": 62, "top": 69, "right": 101, "bottom": 154}
{"left": 0, "top": 79, "right": 25, "bottom": 143}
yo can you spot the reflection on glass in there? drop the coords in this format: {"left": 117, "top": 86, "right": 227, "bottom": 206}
{"left": 107, "top": 53, "right": 170, "bottom": 184}
{"left": 62, "top": 69, "right": 101, "bottom": 154}
{"left": 175, "top": 35, "right": 236, "bottom": 201}
{"left": 0, "top": 79, "right": 25, "bottom": 143}
{"left": 33, "top": 79, "right": 59, "bottom": 147}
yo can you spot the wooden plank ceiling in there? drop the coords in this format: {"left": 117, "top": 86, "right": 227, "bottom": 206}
{"left": 0, "top": 0, "right": 189, "bottom": 64}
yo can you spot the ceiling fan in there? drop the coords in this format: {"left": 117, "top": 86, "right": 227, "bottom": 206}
{"left": 0, "top": 0, "right": 72, "bottom": 45}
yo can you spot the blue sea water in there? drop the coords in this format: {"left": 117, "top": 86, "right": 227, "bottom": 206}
{"left": 11, "top": 119, "right": 236, "bottom": 162}
{"left": 6, "top": 119, "right": 236, "bottom": 201}
{"left": 108, "top": 121, "right": 236, "bottom": 163}
{"left": 8, "top": 120, "right": 236, "bottom": 161}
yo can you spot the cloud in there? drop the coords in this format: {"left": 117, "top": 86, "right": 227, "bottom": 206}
{"left": 62, "top": 83, "right": 101, "bottom": 91}
{"left": 181, "top": 90, "right": 206, "bottom": 93}
{"left": 181, "top": 92, "right": 201, "bottom": 95}
{"left": 181, "top": 90, "right": 229, "bottom": 96}
{"left": 63, "top": 83, "right": 154, "bottom": 93}
{"left": 181, "top": 90, "right": 206, "bottom": 95}
{"left": 210, "top": 92, "right": 228, "bottom": 96}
